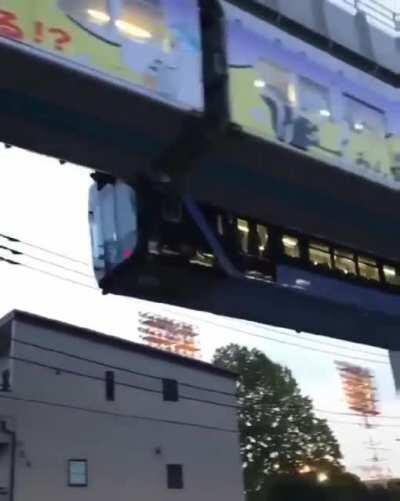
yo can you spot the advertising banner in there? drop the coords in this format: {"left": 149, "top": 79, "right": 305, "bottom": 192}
{"left": 0, "top": 0, "right": 203, "bottom": 111}
{"left": 222, "top": 0, "right": 400, "bottom": 190}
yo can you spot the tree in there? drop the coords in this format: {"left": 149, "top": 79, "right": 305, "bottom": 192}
{"left": 213, "top": 344, "right": 343, "bottom": 500}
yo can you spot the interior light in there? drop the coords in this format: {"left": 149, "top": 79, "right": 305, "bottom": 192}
{"left": 283, "top": 236, "right": 298, "bottom": 248}
{"left": 115, "top": 20, "right": 152, "bottom": 39}
{"left": 254, "top": 79, "right": 266, "bottom": 89}
{"left": 287, "top": 83, "right": 297, "bottom": 105}
{"left": 354, "top": 122, "right": 364, "bottom": 131}
{"left": 238, "top": 220, "right": 249, "bottom": 234}
{"left": 384, "top": 266, "right": 396, "bottom": 277}
{"left": 87, "top": 9, "right": 111, "bottom": 23}
{"left": 319, "top": 109, "right": 331, "bottom": 117}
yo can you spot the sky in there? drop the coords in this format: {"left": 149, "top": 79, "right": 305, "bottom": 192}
{"left": 1, "top": 146, "right": 400, "bottom": 480}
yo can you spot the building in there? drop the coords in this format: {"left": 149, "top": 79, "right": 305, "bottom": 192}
{"left": 0, "top": 310, "right": 243, "bottom": 501}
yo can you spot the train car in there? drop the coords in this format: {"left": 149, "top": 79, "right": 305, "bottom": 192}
{"left": 88, "top": 175, "right": 400, "bottom": 350}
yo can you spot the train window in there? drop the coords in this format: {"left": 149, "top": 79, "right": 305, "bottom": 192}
{"left": 309, "top": 241, "right": 332, "bottom": 269}
{"left": 344, "top": 95, "right": 386, "bottom": 137}
{"left": 237, "top": 219, "right": 249, "bottom": 254}
{"left": 334, "top": 249, "right": 356, "bottom": 276}
{"left": 257, "top": 225, "right": 269, "bottom": 255}
{"left": 282, "top": 235, "right": 300, "bottom": 259}
{"left": 358, "top": 256, "right": 380, "bottom": 282}
{"left": 298, "top": 77, "right": 331, "bottom": 120}
{"left": 383, "top": 265, "right": 400, "bottom": 286}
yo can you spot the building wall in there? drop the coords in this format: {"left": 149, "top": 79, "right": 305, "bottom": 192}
{"left": 2, "top": 318, "right": 243, "bottom": 501}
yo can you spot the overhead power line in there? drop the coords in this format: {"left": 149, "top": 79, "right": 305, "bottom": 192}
{"left": 0, "top": 256, "right": 97, "bottom": 290}
{"left": 0, "top": 255, "right": 393, "bottom": 366}
{"left": 11, "top": 342, "right": 400, "bottom": 422}
{"left": 10, "top": 354, "right": 238, "bottom": 410}
{"left": 13, "top": 338, "right": 236, "bottom": 397}
{"left": 0, "top": 232, "right": 90, "bottom": 266}
{"left": 0, "top": 393, "right": 237, "bottom": 434}
{"left": 0, "top": 244, "right": 93, "bottom": 278}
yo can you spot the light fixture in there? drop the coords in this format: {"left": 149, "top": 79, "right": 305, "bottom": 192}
{"left": 115, "top": 19, "right": 152, "bottom": 39}
{"left": 354, "top": 122, "right": 364, "bottom": 131}
{"left": 287, "top": 83, "right": 297, "bottom": 105}
{"left": 87, "top": 9, "right": 111, "bottom": 23}
{"left": 384, "top": 266, "right": 396, "bottom": 277}
{"left": 282, "top": 236, "right": 298, "bottom": 248}
{"left": 319, "top": 109, "right": 331, "bottom": 117}
{"left": 238, "top": 220, "right": 249, "bottom": 234}
{"left": 254, "top": 79, "right": 266, "bottom": 89}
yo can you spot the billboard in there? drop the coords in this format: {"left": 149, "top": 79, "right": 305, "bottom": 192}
{"left": 222, "top": 1, "right": 400, "bottom": 190}
{"left": 0, "top": 0, "right": 203, "bottom": 111}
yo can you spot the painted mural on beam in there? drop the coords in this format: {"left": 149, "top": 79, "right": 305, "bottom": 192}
{"left": 0, "top": 0, "right": 203, "bottom": 111}
{"left": 222, "top": 1, "right": 400, "bottom": 190}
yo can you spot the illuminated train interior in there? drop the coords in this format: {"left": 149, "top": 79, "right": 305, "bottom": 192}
{"left": 148, "top": 203, "right": 400, "bottom": 293}
{"left": 89, "top": 178, "right": 400, "bottom": 309}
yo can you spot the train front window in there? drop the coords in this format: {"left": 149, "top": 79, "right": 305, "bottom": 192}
{"left": 309, "top": 241, "right": 332, "bottom": 269}
{"left": 358, "top": 256, "right": 380, "bottom": 282}
{"left": 334, "top": 249, "right": 356, "bottom": 276}
{"left": 383, "top": 265, "right": 400, "bottom": 286}
{"left": 282, "top": 235, "right": 300, "bottom": 259}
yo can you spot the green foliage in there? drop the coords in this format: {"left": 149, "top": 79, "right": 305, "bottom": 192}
{"left": 213, "top": 344, "right": 343, "bottom": 499}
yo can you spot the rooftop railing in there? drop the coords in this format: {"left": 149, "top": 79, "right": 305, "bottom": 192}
{"left": 338, "top": 0, "right": 400, "bottom": 31}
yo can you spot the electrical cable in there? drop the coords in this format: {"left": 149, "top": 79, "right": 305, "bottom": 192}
{"left": 152, "top": 305, "right": 389, "bottom": 361}
{"left": 0, "top": 244, "right": 93, "bottom": 278}
{"left": 9, "top": 355, "right": 238, "bottom": 410}
{"left": 0, "top": 257, "right": 393, "bottom": 366}
{"left": 0, "top": 256, "right": 97, "bottom": 290}
{"left": 13, "top": 338, "right": 236, "bottom": 397}
{"left": 10, "top": 344, "right": 400, "bottom": 421}
{"left": 0, "top": 232, "right": 90, "bottom": 266}
{"left": 0, "top": 393, "right": 237, "bottom": 434}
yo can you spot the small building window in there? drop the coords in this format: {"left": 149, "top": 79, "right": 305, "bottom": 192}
{"left": 167, "top": 464, "right": 184, "bottom": 490}
{"left": 162, "top": 379, "right": 179, "bottom": 402}
{"left": 334, "top": 249, "right": 356, "bottom": 276}
{"left": 68, "top": 460, "right": 88, "bottom": 487}
{"left": 383, "top": 265, "right": 400, "bottom": 286}
{"left": 358, "top": 256, "right": 380, "bottom": 282}
{"left": 282, "top": 235, "right": 300, "bottom": 259}
{"left": 309, "top": 241, "right": 332, "bottom": 269}
{"left": 1, "top": 370, "right": 11, "bottom": 392}
{"left": 105, "top": 371, "right": 115, "bottom": 401}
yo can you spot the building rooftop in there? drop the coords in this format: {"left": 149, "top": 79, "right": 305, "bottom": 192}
{"left": 0, "top": 310, "right": 236, "bottom": 379}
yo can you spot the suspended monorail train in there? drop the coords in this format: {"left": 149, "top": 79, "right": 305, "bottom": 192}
{"left": 89, "top": 177, "right": 400, "bottom": 350}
